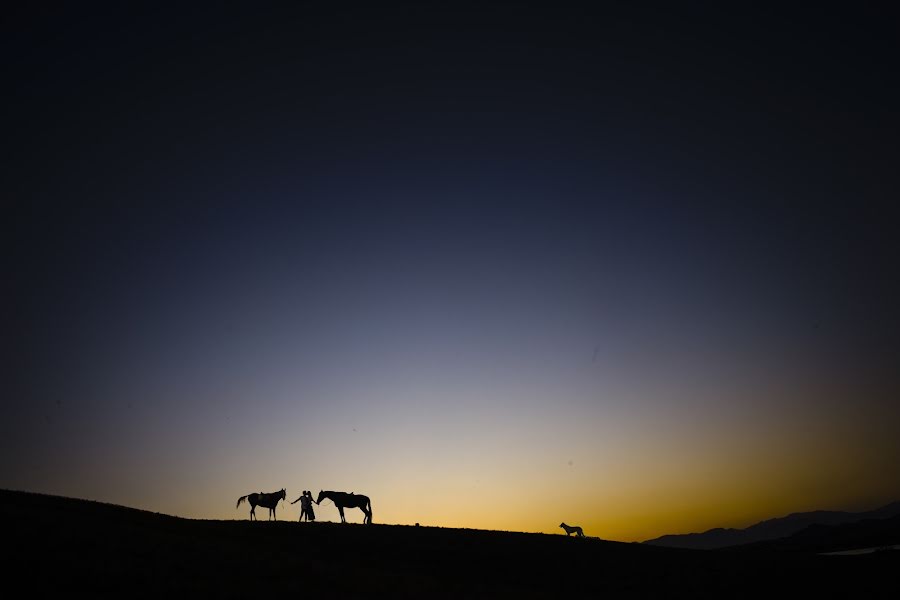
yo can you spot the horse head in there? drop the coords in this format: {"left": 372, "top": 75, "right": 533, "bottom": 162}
{"left": 280, "top": 488, "right": 286, "bottom": 502}
{"left": 316, "top": 490, "right": 326, "bottom": 505}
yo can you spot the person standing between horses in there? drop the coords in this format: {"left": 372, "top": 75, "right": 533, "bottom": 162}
{"left": 291, "top": 490, "right": 308, "bottom": 521}
{"left": 304, "top": 490, "right": 316, "bottom": 522}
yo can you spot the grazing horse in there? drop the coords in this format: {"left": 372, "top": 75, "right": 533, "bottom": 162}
{"left": 316, "top": 490, "right": 372, "bottom": 524}
{"left": 236, "top": 489, "right": 286, "bottom": 521}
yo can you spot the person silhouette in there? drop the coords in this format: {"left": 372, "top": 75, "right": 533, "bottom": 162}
{"left": 291, "top": 490, "right": 308, "bottom": 521}
{"left": 304, "top": 490, "right": 316, "bottom": 522}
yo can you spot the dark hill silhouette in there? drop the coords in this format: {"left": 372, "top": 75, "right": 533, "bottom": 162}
{"left": 1, "top": 489, "right": 896, "bottom": 598}
{"left": 643, "top": 501, "right": 900, "bottom": 550}
{"left": 726, "top": 514, "right": 900, "bottom": 554}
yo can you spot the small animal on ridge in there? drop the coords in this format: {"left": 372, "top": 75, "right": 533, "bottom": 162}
{"left": 560, "top": 522, "right": 585, "bottom": 537}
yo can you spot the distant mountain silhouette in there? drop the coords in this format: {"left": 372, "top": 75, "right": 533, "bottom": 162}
{"left": 727, "top": 514, "right": 900, "bottom": 554}
{"left": 644, "top": 501, "right": 900, "bottom": 550}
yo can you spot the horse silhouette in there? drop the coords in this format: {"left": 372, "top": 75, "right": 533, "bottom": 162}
{"left": 316, "top": 490, "right": 372, "bottom": 524}
{"left": 236, "top": 489, "right": 286, "bottom": 521}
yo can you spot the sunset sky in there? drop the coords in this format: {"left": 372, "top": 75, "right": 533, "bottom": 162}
{"left": 5, "top": 4, "right": 899, "bottom": 542}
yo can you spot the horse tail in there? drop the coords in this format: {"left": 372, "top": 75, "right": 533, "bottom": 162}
{"left": 236, "top": 495, "right": 248, "bottom": 509}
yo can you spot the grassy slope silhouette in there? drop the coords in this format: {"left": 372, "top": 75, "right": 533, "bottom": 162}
{"left": 2, "top": 489, "right": 896, "bottom": 598}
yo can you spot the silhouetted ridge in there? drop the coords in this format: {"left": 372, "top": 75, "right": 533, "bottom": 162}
{"left": 643, "top": 502, "right": 900, "bottom": 550}
{"left": 728, "top": 514, "right": 900, "bottom": 554}
{"left": 3, "top": 489, "right": 897, "bottom": 597}
{"left": 0, "top": 488, "right": 179, "bottom": 522}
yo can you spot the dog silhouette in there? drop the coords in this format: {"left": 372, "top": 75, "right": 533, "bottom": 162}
{"left": 560, "top": 522, "right": 585, "bottom": 537}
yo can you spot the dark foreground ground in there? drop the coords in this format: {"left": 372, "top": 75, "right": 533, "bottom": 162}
{"left": 2, "top": 490, "right": 897, "bottom": 598}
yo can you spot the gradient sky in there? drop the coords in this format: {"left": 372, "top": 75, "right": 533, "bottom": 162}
{"left": 5, "top": 4, "right": 899, "bottom": 542}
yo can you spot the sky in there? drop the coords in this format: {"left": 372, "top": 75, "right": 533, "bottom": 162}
{"left": 4, "top": 4, "right": 899, "bottom": 542}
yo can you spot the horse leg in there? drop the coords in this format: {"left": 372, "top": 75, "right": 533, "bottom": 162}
{"left": 338, "top": 507, "right": 346, "bottom": 523}
{"left": 250, "top": 505, "right": 256, "bottom": 521}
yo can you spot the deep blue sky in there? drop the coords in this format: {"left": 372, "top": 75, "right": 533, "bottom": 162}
{"left": 5, "top": 4, "right": 899, "bottom": 538}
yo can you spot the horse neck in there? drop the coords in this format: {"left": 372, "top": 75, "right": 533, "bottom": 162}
{"left": 320, "top": 491, "right": 340, "bottom": 504}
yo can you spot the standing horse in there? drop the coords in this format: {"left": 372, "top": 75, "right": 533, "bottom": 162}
{"left": 236, "top": 489, "right": 286, "bottom": 521}
{"left": 316, "top": 490, "right": 372, "bottom": 524}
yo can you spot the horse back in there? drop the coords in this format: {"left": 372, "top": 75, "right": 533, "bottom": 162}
{"left": 260, "top": 493, "right": 281, "bottom": 508}
{"left": 333, "top": 492, "right": 369, "bottom": 507}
